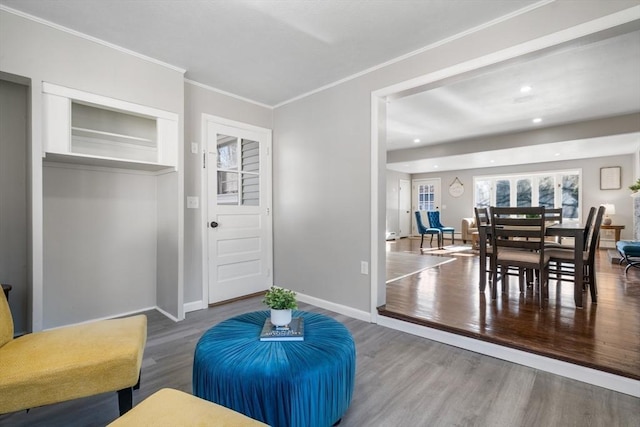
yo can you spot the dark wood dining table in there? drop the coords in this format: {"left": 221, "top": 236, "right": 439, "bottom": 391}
{"left": 478, "top": 222, "right": 586, "bottom": 308}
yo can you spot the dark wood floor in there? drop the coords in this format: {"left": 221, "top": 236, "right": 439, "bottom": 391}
{"left": 380, "top": 237, "right": 640, "bottom": 380}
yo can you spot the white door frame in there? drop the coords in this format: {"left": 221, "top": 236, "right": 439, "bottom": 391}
{"left": 200, "top": 113, "right": 273, "bottom": 308}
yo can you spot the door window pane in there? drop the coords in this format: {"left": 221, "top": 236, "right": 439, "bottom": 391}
{"left": 217, "top": 171, "right": 238, "bottom": 205}
{"left": 418, "top": 184, "right": 435, "bottom": 211}
{"left": 217, "top": 134, "right": 237, "bottom": 170}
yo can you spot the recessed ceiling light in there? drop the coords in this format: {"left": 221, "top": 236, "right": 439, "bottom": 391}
{"left": 413, "top": 138, "right": 420, "bottom": 143}
{"left": 555, "top": 153, "right": 560, "bottom": 156}
{"left": 433, "top": 165, "right": 439, "bottom": 168}
{"left": 490, "top": 159, "right": 495, "bottom": 163}
{"left": 532, "top": 117, "right": 542, "bottom": 124}
{"left": 520, "top": 85, "right": 532, "bottom": 93}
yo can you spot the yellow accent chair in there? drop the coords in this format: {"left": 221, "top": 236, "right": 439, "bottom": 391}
{"left": 108, "top": 388, "right": 269, "bottom": 426}
{"left": 0, "top": 290, "right": 147, "bottom": 416}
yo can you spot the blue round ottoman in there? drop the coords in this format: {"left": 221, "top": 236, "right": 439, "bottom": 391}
{"left": 193, "top": 311, "right": 356, "bottom": 427}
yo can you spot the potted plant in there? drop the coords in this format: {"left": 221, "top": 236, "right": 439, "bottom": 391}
{"left": 263, "top": 286, "right": 297, "bottom": 327}
{"left": 629, "top": 178, "right": 640, "bottom": 193}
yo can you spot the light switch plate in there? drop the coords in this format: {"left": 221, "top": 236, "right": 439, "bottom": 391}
{"left": 187, "top": 196, "right": 199, "bottom": 209}
{"left": 191, "top": 142, "right": 199, "bottom": 154}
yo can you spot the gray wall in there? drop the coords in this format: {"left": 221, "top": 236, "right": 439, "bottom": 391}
{"left": 183, "top": 81, "right": 273, "bottom": 307}
{"left": 410, "top": 154, "right": 636, "bottom": 242}
{"left": 0, "top": 9, "right": 185, "bottom": 328}
{"left": 272, "top": 1, "right": 639, "bottom": 313}
{"left": 0, "top": 78, "right": 28, "bottom": 333}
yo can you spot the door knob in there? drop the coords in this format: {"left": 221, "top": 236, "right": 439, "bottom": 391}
{"left": 210, "top": 221, "right": 218, "bottom": 228}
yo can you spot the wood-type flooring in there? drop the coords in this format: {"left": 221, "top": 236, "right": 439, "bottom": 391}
{"left": 381, "top": 237, "right": 640, "bottom": 380}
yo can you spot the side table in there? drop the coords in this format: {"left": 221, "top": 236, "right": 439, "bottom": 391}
{"left": 598, "top": 224, "right": 625, "bottom": 248}
{"left": 193, "top": 311, "right": 356, "bottom": 427}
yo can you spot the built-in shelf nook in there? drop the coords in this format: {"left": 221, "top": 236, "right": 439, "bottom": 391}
{"left": 42, "top": 82, "right": 178, "bottom": 171}
{"left": 39, "top": 82, "right": 182, "bottom": 329}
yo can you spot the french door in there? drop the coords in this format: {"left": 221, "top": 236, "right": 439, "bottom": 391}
{"left": 204, "top": 115, "right": 272, "bottom": 304}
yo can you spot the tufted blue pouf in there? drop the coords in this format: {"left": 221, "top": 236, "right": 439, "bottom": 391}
{"left": 616, "top": 240, "right": 640, "bottom": 273}
{"left": 193, "top": 311, "right": 356, "bottom": 427}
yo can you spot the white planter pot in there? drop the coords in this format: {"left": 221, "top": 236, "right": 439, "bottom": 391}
{"left": 270, "top": 309, "right": 292, "bottom": 327}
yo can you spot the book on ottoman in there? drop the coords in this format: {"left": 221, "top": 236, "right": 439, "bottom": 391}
{"left": 259, "top": 317, "right": 304, "bottom": 341}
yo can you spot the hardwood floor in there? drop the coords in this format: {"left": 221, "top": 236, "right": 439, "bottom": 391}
{"left": 1, "top": 295, "right": 638, "bottom": 426}
{"left": 380, "top": 237, "right": 640, "bottom": 381}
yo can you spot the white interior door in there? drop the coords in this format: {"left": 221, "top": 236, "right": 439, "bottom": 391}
{"left": 205, "top": 117, "right": 272, "bottom": 304}
{"left": 399, "top": 179, "right": 411, "bottom": 237}
{"left": 412, "top": 178, "right": 441, "bottom": 233}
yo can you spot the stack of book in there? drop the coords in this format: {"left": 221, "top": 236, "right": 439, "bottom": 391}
{"left": 259, "top": 317, "right": 305, "bottom": 341}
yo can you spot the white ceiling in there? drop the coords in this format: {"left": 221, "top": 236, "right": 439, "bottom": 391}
{"left": 0, "top": 0, "right": 539, "bottom": 106}
{"left": 2, "top": 0, "right": 639, "bottom": 173}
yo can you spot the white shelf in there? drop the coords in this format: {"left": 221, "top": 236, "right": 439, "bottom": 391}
{"left": 71, "top": 127, "right": 155, "bottom": 146}
{"left": 44, "top": 152, "right": 175, "bottom": 172}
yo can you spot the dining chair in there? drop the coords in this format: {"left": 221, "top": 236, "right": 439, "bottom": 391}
{"left": 475, "top": 207, "right": 493, "bottom": 284}
{"left": 545, "top": 206, "right": 596, "bottom": 251}
{"left": 543, "top": 208, "right": 563, "bottom": 244}
{"left": 546, "top": 205, "right": 605, "bottom": 304}
{"left": 426, "top": 211, "right": 455, "bottom": 245}
{"left": 490, "top": 206, "right": 550, "bottom": 308}
{"left": 415, "top": 211, "right": 442, "bottom": 249}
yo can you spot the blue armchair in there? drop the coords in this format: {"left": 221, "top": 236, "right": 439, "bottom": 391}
{"left": 415, "top": 211, "right": 442, "bottom": 249}
{"left": 427, "top": 211, "right": 455, "bottom": 246}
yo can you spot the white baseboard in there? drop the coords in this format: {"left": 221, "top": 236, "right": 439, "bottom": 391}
{"left": 155, "top": 306, "right": 180, "bottom": 322}
{"left": 296, "top": 292, "right": 373, "bottom": 323}
{"left": 377, "top": 316, "right": 640, "bottom": 398}
{"left": 184, "top": 300, "right": 205, "bottom": 313}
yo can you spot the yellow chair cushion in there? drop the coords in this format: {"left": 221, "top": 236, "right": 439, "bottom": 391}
{"left": 0, "top": 314, "right": 146, "bottom": 414}
{"left": 0, "top": 289, "right": 13, "bottom": 348}
{"left": 107, "top": 388, "right": 269, "bottom": 427}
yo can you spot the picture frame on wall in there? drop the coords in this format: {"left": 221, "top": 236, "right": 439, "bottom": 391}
{"left": 600, "top": 166, "right": 621, "bottom": 190}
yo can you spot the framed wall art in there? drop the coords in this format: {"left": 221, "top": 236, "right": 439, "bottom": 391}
{"left": 600, "top": 166, "right": 621, "bottom": 190}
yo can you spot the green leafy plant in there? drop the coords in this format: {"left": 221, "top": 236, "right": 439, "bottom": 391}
{"left": 262, "top": 286, "right": 298, "bottom": 310}
{"left": 629, "top": 178, "right": 640, "bottom": 193}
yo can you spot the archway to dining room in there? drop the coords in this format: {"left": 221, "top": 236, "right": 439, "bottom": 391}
{"left": 370, "top": 17, "right": 640, "bottom": 397}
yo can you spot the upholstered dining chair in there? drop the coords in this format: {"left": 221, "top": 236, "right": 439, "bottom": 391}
{"left": 415, "top": 211, "right": 442, "bottom": 249}
{"left": 546, "top": 205, "right": 605, "bottom": 304}
{"left": 427, "top": 211, "right": 455, "bottom": 246}
{"left": 490, "top": 206, "right": 550, "bottom": 308}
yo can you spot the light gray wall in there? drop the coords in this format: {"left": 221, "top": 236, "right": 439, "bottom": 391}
{"left": 183, "top": 82, "right": 273, "bottom": 306}
{"left": 0, "top": 9, "right": 185, "bottom": 328}
{"left": 0, "top": 78, "right": 28, "bottom": 333}
{"left": 272, "top": 1, "right": 639, "bottom": 313}
{"left": 43, "top": 166, "right": 157, "bottom": 328}
{"left": 386, "top": 169, "right": 411, "bottom": 237}
{"left": 411, "top": 154, "right": 636, "bottom": 242}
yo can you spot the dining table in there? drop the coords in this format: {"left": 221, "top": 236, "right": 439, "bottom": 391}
{"left": 478, "top": 222, "right": 587, "bottom": 308}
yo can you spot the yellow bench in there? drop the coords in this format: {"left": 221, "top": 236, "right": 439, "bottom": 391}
{"left": 108, "top": 388, "right": 269, "bottom": 426}
{"left": 0, "top": 290, "right": 146, "bottom": 416}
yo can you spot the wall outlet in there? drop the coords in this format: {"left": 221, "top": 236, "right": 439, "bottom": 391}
{"left": 360, "top": 261, "right": 369, "bottom": 275}
{"left": 187, "top": 196, "right": 199, "bottom": 209}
